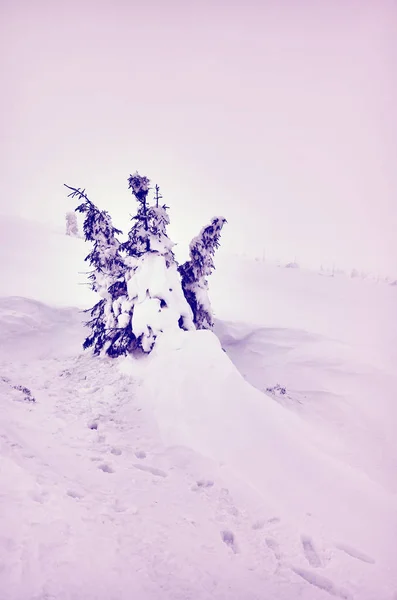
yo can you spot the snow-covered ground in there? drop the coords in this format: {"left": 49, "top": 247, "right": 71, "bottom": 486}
{"left": 0, "top": 215, "right": 396, "bottom": 600}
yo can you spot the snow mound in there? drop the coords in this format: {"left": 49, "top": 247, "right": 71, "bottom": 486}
{"left": 126, "top": 252, "right": 194, "bottom": 351}
{"left": 124, "top": 329, "right": 397, "bottom": 598}
{"left": 210, "top": 254, "right": 397, "bottom": 372}
{"left": 214, "top": 319, "right": 397, "bottom": 493}
{"left": 0, "top": 314, "right": 353, "bottom": 600}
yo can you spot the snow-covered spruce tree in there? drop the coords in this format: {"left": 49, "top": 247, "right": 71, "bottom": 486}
{"left": 65, "top": 211, "right": 79, "bottom": 237}
{"left": 115, "top": 172, "right": 194, "bottom": 353}
{"left": 65, "top": 184, "right": 130, "bottom": 356}
{"left": 179, "top": 217, "right": 227, "bottom": 330}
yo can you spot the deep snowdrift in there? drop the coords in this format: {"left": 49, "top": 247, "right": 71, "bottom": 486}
{"left": 1, "top": 216, "right": 397, "bottom": 600}
{"left": 126, "top": 329, "right": 397, "bottom": 596}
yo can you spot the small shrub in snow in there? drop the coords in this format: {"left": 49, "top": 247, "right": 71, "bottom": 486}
{"left": 285, "top": 262, "right": 299, "bottom": 269}
{"left": 179, "top": 217, "right": 227, "bottom": 330}
{"left": 1, "top": 376, "right": 36, "bottom": 402}
{"left": 266, "top": 384, "right": 287, "bottom": 396}
{"left": 13, "top": 384, "right": 35, "bottom": 402}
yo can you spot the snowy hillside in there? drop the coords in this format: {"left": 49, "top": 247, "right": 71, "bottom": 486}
{"left": 1, "top": 216, "right": 396, "bottom": 600}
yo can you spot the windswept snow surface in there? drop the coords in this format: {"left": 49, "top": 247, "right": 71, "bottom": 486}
{"left": 1, "top": 217, "right": 397, "bottom": 599}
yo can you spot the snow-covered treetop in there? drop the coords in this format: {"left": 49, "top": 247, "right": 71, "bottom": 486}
{"left": 124, "top": 176, "right": 175, "bottom": 264}
{"left": 123, "top": 172, "right": 151, "bottom": 257}
{"left": 127, "top": 172, "right": 150, "bottom": 202}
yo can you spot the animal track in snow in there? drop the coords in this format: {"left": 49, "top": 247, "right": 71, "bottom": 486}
{"left": 132, "top": 463, "right": 167, "bottom": 478}
{"left": 301, "top": 534, "right": 322, "bottom": 567}
{"left": 335, "top": 542, "right": 375, "bottom": 564}
{"left": 221, "top": 529, "right": 239, "bottom": 554}
{"left": 291, "top": 567, "right": 352, "bottom": 600}
{"left": 98, "top": 463, "right": 114, "bottom": 474}
{"left": 110, "top": 447, "right": 122, "bottom": 456}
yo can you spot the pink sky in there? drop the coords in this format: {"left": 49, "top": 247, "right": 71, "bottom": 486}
{"left": 1, "top": 0, "right": 396, "bottom": 275}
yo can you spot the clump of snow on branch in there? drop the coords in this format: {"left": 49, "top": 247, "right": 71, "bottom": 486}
{"left": 121, "top": 253, "right": 194, "bottom": 353}
{"left": 127, "top": 172, "right": 150, "bottom": 200}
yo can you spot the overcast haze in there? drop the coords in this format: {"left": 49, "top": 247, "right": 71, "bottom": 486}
{"left": 1, "top": 0, "right": 396, "bottom": 275}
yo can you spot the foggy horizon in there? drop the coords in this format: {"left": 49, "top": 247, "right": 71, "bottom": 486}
{"left": 2, "top": 0, "right": 396, "bottom": 277}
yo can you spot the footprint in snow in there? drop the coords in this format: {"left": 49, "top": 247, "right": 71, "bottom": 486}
{"left": 110, "top": 447, "right": 122, "bottom": 456}
{"left": 29, "top": 488, "right": 49, "bottom": 504}
{"left": 132, "top": 463, "right": 167, "bottom": 478}
{"left": 267, "top": 516, "right": 281, "bottom": 524}
{"left": 112, "top": 499, "right": 138, "bottom": 514}
{"left": 98, "top": 463, "right": 114, "bottom": 474}
{"left": 335, "top": 542, "right": 375, "bottom": 564}
{"left": 221, "top": 529, "right": 239, "bottom": 554}
{"left": 301, "top": 534, "right": 322, "bottom": 567}
{"left": 265, "top": 537, "right": 282, "bottom": 561}
{"left": 252, "top": 516, "right": 280, "bottom": 529}
{"left": 192, "top": 479, "right": 214, "bottom": 491}
{"left": 67, "top": 489, "right": 84, "bottom": 500}
{"left": 291, "top": 567, "right": 352, "bottom": 600}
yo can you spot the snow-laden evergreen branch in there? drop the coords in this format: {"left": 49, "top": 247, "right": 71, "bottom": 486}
{"left": 66, "top": 184, "right": 130, "bottom": 356}
{"left": 179, "top": 217, "right": 227, "bottom": 330}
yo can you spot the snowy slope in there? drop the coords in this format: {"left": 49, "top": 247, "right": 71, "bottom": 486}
{"left": 210, "top": 256, "right": 397, "bottom": 495}
{"left": 1, "top": 216, "right": 396, "bottom": 600}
